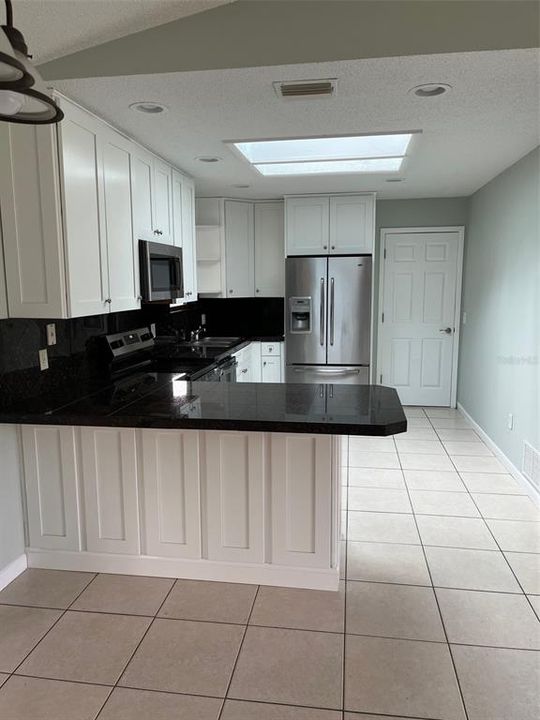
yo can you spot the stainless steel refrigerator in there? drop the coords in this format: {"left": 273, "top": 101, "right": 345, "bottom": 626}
{"left": 285, "top": 256, "right": 372, "bottom": 384}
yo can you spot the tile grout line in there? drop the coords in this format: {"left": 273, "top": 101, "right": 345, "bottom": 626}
{"left": 393, "top": 416, "right": 471, "bottom": 720}
{"left": 93, "top": 575, "right": 179, "bottom": 720}
{"left": 341, "top": 435, "right": 350, "bottom": 715}
{"left": 216, "top": 584, "right": 261, "bottom": 719}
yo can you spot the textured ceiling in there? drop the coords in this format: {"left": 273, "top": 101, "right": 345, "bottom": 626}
{"left": 56, "top": 49, "right": 540, "bottom": 200}
{"left": 12, "top": 0, "right": 235, "bottom": 63}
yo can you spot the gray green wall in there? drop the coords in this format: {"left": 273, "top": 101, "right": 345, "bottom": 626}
{"left": 458, "top": 147, "right": 540, "bottom": 469}
{"left": 0, "top": 426, "right": 25, "bottom": 572}
{"left": 373, "top": 197, "right": 469, "bottom": 367}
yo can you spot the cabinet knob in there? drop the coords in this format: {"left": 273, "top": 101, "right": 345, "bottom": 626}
{"left": 256, "top": 289, "right": 260, "bottom": 293}
{"left": 331, "top": 245, "right": 335, "bottom": 250}
{"left": 105, "top": 298, "right": 112, "bottom": 304}
{"left": 137, "top": 295, "right": 142, "bottom": 301}
{"left": 263, "top": 361, "right": 266, "bottom": 366}
{"left": 323, "top": 245, "right": 328, "bottom": 249}
{"left": 229, "top": 289, "right": 233, "bottom": 294}
{"left": 242, "top": 368, "right": 248, "bottom": 374}
{"left": 153, "top": 229, "right": 163, "bottom": 236}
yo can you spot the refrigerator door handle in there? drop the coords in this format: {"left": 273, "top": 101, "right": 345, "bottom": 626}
{"left": 330, "top": 277, "right": 335, "bottom": 346}
{"left": 320, "top": 277, "right": 325, "bottom": 346}
{"left": 293, "top": 367, "right": 360, "bottom": 375}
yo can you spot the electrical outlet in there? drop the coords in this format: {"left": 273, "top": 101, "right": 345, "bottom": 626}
{"left": 507, "top": 413, "right": 514, "bottom": 431}
{"left": 46, "top": 323, "right": 56, "bottom": 346}
{"left": 39, "top": 348, "right": 49, "bottom": 371}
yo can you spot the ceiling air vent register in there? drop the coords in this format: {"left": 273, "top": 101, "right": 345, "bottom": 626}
{"left": 273, "top": 78, "right": 337, "bottom": 99}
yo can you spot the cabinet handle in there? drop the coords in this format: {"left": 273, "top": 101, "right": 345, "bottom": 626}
{"left": 105, "top": 298, "right": 112, "bottom": 304}
{"left": 137, "top": 295, "right": 142, "bottom": 301}
{"left": 153, "top": 229, "right": 163, "bottom": 236}
{"left": 241, "top": 368, "right": 248, "bottom": 374}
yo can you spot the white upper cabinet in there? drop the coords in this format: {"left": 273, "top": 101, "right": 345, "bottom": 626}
{"left": 101, "top": 129, "right": 139, "bottom": 312}
{"left": 285, "top": 194, "right": 375, "bottom": 256}
{"left": 0, "top": 123, "right": 68, "bottom": 318}
{"left": 152, "top": 159, "right": 173, "bottom": 244}
{"left": 254, "top": 202, "right": 284, "bottom": 296}
{"left": 57, "top": 102, "right": 109, "bottom": 317}
{"left": 180, "top": 174, "right": 198, "bottom": 302}
{"left": 285, "top": 196, "right": 330, "bottom": 255}
{"left": 225, "top": 200, "right": 254, "bottom": 297}
{"left": 0, "top": 94, "right": 195, "bottom": 318}
{"left": 131, "top": 149, "right": 154, "bottom": 242}
{"left": 329, "top": 194, "right": 375, "bottom": 254}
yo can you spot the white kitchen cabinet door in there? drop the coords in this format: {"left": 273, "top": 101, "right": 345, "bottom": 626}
{"left": 329, "top": 194, "right": 375, "bottom": 254}
{"left": 59, "top": 102, "right": 109, "bottom": 317}
{"left": 131, "top": 149, "right": 154, "bottom": 243}
{"left": 180, "top": 174, "right": 198, "bottom": 302}
{"left": 102, "top": 130, "right": 139, "bottom": 312}
{"left": 205, "top": 431, "right": 265, "bottom": 563}
{"left": 261, "top": 357, "right": 281, "bottom": 383}
{"left": 141, "top": 430, "right": 201, "bottom": 559}
{"left": 0, "top": 124, "right": 67, "bottom": 318}
{"left": 81, "top": 428, "right": 140, "bottom": 555}
{"left": 225, "top": 201, "right": 254, "bottom": 297}
{"left": 271, "top": 434, "right": 333, "bottom": 568}
{"left": 285, "top": 196, "right": 329, "bottom": 256}
{"left": 22, "top": 426, "right": 81, "bottom": 551}
{"left": 152, "top": 159, "right": 173, "bottom": 244}
{"left": 254, "top": 202, "right": 284, "bottom": 296}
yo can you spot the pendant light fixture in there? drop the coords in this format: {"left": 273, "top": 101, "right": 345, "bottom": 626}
{"left": 0, "top": 0, "right": 63, "bottom": 124}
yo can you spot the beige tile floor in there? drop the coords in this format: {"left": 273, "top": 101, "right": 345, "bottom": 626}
{"left": 0, "top": 407, "right": 539, "bottom": 719}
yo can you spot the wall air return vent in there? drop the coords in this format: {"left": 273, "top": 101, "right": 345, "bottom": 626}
{"left": 273, "top": 79, "right": 337, "bottom": 99}
{"left": 522, "top": 440, "right": 540, "bottom": 491}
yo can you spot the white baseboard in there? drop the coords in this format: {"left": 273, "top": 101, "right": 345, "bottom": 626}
{"left": 26, "top": 549, "right": 340, "bottom": 591}
{"left": 457, "top": 403, "right": 539, "bottom": 503}
{"left": 0, "top": 554, "right": 27, "bottom": 591}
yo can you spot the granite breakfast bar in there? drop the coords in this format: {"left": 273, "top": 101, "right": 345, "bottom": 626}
{"left": 2, "top": 381, "right": 406, "bottom": 591}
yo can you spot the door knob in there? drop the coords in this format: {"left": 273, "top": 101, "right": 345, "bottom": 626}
{"left": 439, "top": 327, "right": 453, "bottom": 334}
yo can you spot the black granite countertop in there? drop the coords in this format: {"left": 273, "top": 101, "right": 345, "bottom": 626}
{"left": 0, "top": 375, "right": 407, "bottom": 436}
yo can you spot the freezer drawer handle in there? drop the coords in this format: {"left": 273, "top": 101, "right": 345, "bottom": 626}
{"left": 294, "top": 367, "right": 360, "bottom": 375}
{"left": 330, "top": 277, "right": 335, "bottom": 346}
{"left": 320, "top": 277, "right": 325, "bottom": 346}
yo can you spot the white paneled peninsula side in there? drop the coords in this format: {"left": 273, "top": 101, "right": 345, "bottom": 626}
{"left": 4, "top": 384, "right": 406, "bottom": 592}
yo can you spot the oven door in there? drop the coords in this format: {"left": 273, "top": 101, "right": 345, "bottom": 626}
{"left": 140, "top": 240, "right": 184, "bottom": 302}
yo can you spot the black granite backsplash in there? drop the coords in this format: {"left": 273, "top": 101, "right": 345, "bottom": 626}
{"left": 0, "top": 298, "right": 284, "bottom": 408}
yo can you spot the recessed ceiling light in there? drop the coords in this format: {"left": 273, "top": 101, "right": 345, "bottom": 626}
{"left": 410, "top": 83, "right": 452, "bottom": 98}
{"left": 386, "top": 178, "right": 404, "bottom": 183}
{"left": 196, "top": 156, "right": 221, "bottom": 163}
{"left": 129, "top": 101, "right": 168, "bottom": 114}
{"left": 227, "top": 133, "right": 416, "bottom": 176}
{"left": 232, "top": 183, "right": 250, "bottom": 188}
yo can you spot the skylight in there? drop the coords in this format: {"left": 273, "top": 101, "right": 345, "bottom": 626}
{"left": 230, "top": 133, "right": 413, "bottom": 176}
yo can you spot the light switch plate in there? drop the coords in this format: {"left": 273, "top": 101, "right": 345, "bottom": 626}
{"left": 46, "top": 323, "right": 57, "bottom": 346}
{"left": 39, "top": 348, "right": 49, "bottom": 371}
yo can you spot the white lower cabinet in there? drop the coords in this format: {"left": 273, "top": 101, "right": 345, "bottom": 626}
{"left": 261, "top": 357, "right": 281, "bottom": 382}
{"left": 205, "top": 431, "right": 265, "bottom": 563}
{"left": 80, "top": 428, "right": 140, "bottom": 555}
{"left": 22, "top": 426, "right": 81, "bottom": 551}
{"left": 270, "top": 433, "right": 333, "bottom": 568}
{"left": 141, "top": 429, "right": 201, "bottom": 558}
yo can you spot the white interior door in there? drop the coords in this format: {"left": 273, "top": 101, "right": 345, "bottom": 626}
{"left": 379, "top": 228, "right": 463, "bottom": 406}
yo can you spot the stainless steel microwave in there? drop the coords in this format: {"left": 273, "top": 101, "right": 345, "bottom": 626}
{"left": 139, "top": 240, "right": 184, "bottom": 302}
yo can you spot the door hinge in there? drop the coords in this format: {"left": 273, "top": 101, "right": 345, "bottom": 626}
{"left": 383, "top": 248, "right": 387, "bottom": 259}
{"left": 381, "top": 312, "right": 384, "bottom": 323}
{"left": 379, "top": 374, "right": 383, "bottom": 383}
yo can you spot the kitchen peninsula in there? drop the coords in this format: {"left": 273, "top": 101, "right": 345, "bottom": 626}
{"left": 1, "top": 359, "right": 405, "bottom": 591}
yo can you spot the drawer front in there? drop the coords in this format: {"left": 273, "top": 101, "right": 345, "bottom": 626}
{"left": 261, "top": 342, "right": 281, "bottom": 356}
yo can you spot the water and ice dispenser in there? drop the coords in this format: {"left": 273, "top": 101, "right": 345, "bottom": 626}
{"left": 289, "top": 297, "right": 312, "bottom": 333}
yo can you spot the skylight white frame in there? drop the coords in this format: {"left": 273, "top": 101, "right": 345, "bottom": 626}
{"left": 225, "top": 130, "right": 420, "bottom": 177}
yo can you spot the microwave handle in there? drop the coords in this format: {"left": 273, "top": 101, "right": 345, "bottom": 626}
{"left": 173, "top": 257, "right": 183, "bottom": 295}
